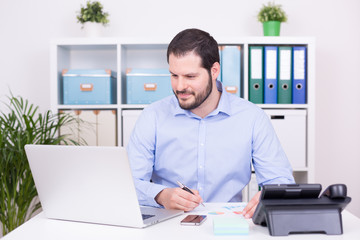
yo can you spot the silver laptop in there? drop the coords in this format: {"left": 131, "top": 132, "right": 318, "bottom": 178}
{"left": 25, "top": 144, "right": 183, "bottom": 228}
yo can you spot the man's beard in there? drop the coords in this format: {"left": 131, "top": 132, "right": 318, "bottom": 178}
{"left": 174, "top": 74, "right": 213, "bottom": 110}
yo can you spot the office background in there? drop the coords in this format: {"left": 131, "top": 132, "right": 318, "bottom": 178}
{"left": 0, "top": 0, "right": 359, "bottom": 217}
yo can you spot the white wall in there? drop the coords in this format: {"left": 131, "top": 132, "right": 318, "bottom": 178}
{"left": 0, "top": 0, "right": 359, "bottom": 217}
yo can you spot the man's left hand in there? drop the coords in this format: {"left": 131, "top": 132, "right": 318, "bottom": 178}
{"left": 242, "top": 191, "right": 261, "bottom": 219}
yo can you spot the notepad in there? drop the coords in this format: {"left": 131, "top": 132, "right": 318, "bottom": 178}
{"left": 213, "top": 217, "right": 249, "bottom": 235}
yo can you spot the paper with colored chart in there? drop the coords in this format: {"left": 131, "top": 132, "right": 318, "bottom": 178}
{"left": 190, "top": 202, "right": 247, "bottom": 215}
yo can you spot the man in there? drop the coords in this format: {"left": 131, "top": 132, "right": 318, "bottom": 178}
{"left": 127, "top": 28, "right": 294, "bottom": 218}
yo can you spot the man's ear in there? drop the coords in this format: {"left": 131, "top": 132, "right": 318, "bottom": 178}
{"left": 211, "top": 62, "right": 221, "bottom": 81}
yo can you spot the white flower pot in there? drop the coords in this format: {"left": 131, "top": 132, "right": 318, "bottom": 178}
{"left": 83, "top": 22, "right": 104, "bottom": 37}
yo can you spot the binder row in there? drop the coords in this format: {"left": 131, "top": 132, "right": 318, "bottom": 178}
{"left": 249, "top": 45, "right": 307, "bottom": 104}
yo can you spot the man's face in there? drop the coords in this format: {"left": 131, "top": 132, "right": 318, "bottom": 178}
{"left": 169, "top": 52, "right": 213, "bottom": 110}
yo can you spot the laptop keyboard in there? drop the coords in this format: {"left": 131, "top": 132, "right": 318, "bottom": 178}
{"left": 142, "top": 214, "right": 155, "bottom": 220}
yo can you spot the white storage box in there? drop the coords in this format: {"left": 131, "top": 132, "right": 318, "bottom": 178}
{"left": 264, "top": 109, "right": 307, "bottom": 169}
{"left": 121, "top": 110, "right": 142, "bottom": 147}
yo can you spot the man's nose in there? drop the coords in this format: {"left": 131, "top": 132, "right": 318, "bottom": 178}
{"left": 176, "top": 77, "right": 188, "bottom": 91}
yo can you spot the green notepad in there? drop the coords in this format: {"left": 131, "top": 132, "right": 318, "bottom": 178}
{"left": 213, "top": 217, "right": 249, "bottom": 235}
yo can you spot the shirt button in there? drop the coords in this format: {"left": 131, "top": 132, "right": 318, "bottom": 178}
{"left": 200, "top": 143, "right": 204, "bottom": 146}
{"left": 199, "top": 165, "right": 203, "bottom": 169}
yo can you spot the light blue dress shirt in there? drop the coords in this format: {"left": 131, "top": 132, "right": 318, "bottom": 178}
{"left": 127, "top": 81, "right": 294, "bottom": 207}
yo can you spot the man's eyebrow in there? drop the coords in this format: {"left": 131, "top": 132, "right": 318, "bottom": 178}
{"left": 169, "top": 71, "right": 199, "bottom": 76}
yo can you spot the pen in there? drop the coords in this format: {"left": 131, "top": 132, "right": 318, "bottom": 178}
{"left": 176, "top": 181, "right": 205, "bottom": 207}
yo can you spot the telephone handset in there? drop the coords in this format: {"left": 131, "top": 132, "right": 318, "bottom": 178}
{"left": 321, "top": 184, "right": 347, "bottom": 199}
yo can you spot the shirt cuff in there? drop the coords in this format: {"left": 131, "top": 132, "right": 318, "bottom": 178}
{"left": 144, "top": 183, "right": 167, "bottom": 208}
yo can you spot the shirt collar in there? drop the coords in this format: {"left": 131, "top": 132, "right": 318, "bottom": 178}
{"left": 172, "top": 81, "right": 232, "bottom": 118}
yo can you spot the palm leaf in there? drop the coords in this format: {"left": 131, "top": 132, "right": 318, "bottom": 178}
{"left": 0, "top": 93, "right": 82, "bottom": 235}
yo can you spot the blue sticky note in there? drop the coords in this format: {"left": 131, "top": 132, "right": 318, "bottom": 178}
{"left": 213, "top": 217, "right": 249, "bottom": 235}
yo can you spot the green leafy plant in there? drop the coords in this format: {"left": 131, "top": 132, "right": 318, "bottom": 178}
{"left": 257, "top": 2, "right": 287, "bottom": 23}
{"left": 76, "top": 1, "right": 109, "bottom": 26}
{"left": 0, "top": 94, "right": 81, "bottom": 236}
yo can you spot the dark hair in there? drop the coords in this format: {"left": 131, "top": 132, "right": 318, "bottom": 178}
{"left": 167, "top": 28, "right": 220, "bottom": 72}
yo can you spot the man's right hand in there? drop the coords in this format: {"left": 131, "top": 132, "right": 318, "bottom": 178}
{"left": 155, "top": 188, "right": 203, "bottom": 211}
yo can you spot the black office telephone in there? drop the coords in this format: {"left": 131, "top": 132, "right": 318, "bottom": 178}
{"left": 252, "top": 183, "right": 351, "bottom": 236}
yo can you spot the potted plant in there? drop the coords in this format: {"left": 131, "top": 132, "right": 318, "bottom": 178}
{"left": 76, "top": 1, "right": 110, "bottom": 37}
{"left": 0, "top": 94, "right": 81, "bottom": 236}
{"left": 257, "top": 2, "right": 287, "bottom": 36}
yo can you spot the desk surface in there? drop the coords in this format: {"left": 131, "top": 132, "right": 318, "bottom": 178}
{"left": 3, "top": 203, "right": 360, "bottom": 239}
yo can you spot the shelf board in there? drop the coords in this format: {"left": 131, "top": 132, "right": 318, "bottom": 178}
{"left": 51, "top": 38, "right": 119, "bottom": 46}
{"left": 57, "top": 104, "right": 119, "bottom": 110}
{"left": 51, "top": 36, "right": 315, "bottom": 48}
{"left": 217, "top": 36, "right": 315, "bottom": 45}
{"left": 292, "top": 168, "right": 309, "bottom": 172}
{"left": 258, "top": 104, "right": 308, "bottom": 109}
{"left": 55, "top": 104, "right": 307, "bottom": 110}
{"left": 120, "top": 104, "right": 148, "bottom": 109}
{"left": 76, "top": 103, "right": 309, "bottom": 110}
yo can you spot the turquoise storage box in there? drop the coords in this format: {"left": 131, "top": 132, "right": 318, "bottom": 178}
{"left": 126, "top": 68, "right": 172, "bottom": 104}
{"left": 62, "top": 69, "right": 116, "bottom": 105}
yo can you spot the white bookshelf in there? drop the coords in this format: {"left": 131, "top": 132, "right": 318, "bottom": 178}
{"left": 50, "top": 36, "right": 315, "bottom": 187}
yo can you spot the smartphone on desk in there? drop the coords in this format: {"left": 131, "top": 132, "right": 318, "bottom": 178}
{"left": 180, "top": 215, "right": 207, "bottom": 226}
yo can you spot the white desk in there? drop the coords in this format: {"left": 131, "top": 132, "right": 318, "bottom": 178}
{"left": 3, "top": 203, "right": 360, "bottom": 239}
